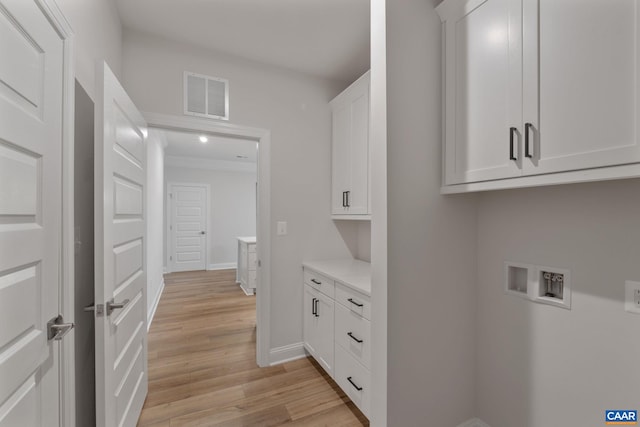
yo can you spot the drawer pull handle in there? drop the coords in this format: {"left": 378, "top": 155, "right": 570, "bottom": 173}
{"left": 347, "top": 332, "right": 363, "bottom": 343}
{"left": 348, "top": 298, "right": 363, "bottom": 307}
{"left": 347, "top": 376, "right": 363, "bottom": 391}
{"left": 314, "top": 299, "right": 319, "bottom": 317}
{"left": 311, "top": 279, "right": 321, "bottom": 285}
{"left": 312, "top": 297, "right": 316, "bottom": 316}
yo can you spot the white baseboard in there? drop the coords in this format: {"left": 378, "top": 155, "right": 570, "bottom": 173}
{"left": 147, "top": 277, "right": 165, "bottom": 331}
{"left": 208, "top": 262, "right": 237, "bottom": 271}
{"left": 457, "top": 419, "right": 491, "bottom": 427}
{"left": 269, "top": 342, "right": 306, "bottom": 366}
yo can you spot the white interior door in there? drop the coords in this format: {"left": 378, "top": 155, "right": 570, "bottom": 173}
{"left": 0, "top": 0, "right": 65, "bottom": 425}
{"left": 170, "top": 184, "right": 207, "bottom": 272}
{"left": 94, "top": 61, "right": 148, "bottom": 427}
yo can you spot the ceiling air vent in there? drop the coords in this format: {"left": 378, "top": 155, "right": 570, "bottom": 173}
{"left": 184, "top": 71, "right": 229, "bottom": 120}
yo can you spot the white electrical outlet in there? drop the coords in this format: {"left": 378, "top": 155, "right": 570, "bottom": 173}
{"left": 625, "top": 281, "right": 640, "bottom": 314}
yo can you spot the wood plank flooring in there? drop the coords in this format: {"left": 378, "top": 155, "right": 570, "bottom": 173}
{"left": 137, "top": 269, "right": 368, "bottom": 427}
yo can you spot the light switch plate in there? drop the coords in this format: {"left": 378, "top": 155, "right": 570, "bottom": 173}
{"left": 277, "top": 221, "right": 287, "bottom": 236}
{"left": 625, "top": 281, "right": 640, "bottom": 314}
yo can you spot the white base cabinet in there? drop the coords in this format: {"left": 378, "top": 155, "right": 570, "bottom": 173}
{"left": 303, "top": 283, "right": 334, "bottom": 375}
{"left": 302, "top": 261, "right": 371, "bottom": 419}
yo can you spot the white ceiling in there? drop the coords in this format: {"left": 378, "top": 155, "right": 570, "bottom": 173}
{"left": 115, "top": 0, "right": 370, "bottom": 83}
{"left": 163, "top": 129, "right": 258, "bottom": 163}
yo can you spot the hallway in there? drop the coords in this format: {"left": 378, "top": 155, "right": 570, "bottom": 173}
{"left": 137, "top": 269, "right": 368, "bottom": 426}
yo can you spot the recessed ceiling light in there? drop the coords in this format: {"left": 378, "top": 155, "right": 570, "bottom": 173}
{"left": 199, "top": 135, "right": 208, "bottom": 143}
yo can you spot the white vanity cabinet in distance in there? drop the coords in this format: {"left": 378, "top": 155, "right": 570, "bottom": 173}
{"left": 236, "top": 236, "right": 256, "bottom": 295}
{"left": 437, "top": 0, "right": 640, "bottom": 191}
{"left": 331, "top": 71, "right": 371, "bottom": 219}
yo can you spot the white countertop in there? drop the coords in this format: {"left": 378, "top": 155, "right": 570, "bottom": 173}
{"left": 237, "top": 236, "right": 256, "bottom": 244}
{"left": 302, "top": 258, "right": 371, "bottom": 296}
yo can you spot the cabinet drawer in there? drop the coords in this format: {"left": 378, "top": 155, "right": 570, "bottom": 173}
{"left": 303, "top": 268, "right": 335, "bottom": 298}
{"left": 335, "top": 344, "right": 370, "bottom": 418}
{"left": 248, "top": 251, "right": 257, "bottom": 271}
{"left": 335, "top": 302, "right": 371, "bottom": 369}
{"left": 335, "top": 283, "right": 370, "bottom": 320}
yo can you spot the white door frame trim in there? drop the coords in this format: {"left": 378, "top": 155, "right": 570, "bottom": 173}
{"left": 144, "top": 112, "right": 272, "bottom": 367}
{"left": 36, "top": 1, "right": 76, "bottom": 426}
{"left": 166, "top": 182, "right": 211, "bottom": 273}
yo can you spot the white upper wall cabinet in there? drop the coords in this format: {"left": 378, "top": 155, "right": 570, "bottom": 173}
{"left": 331, "top": 71, "right": 371, "bottom": 218}
{"left": 439, "top": 0, "right": 523, "bottom": 184}
{"left": 437, "top": 0, "right": 640, "bottom": 192}
{"left": 524, "top": 0, "right": 640, "bottom": 175}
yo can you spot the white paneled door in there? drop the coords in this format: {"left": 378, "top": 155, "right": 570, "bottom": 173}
{"left": 169, "top": 184, "right": 207, "bottom": 272}
{"left": 94, "top": 62, "right": 148, "bottom": 427}
{"left": 0, "top": 0, "right": 65, "bottom": 425}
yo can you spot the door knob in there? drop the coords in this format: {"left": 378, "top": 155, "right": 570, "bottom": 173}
{"left": 47, "top": 315, "right": 75, "bottom": 341}
{"left": 84, "top": 303, "right": 104, "bottom": 315}
{"left": 106, "top": 299, "right": 129, "bottom": 315}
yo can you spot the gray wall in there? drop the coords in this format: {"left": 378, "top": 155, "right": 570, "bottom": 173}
{"left": 476, "top": 180, "right": 640, "bottom": 427}
{"left": 121, "top": 29, "right": 367, "bottom": 349}
{"left": 385, "top": 1, "right": 478, "bottom": 425}
{"left": 73, "top": 81, "right": 96, "bottom": 427}
{"left": 57, "top": 0, "right": 122, "bottom": 100}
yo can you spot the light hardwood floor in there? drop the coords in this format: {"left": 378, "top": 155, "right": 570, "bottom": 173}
{"left": 137, "top": 269, "right": 368, "bottom": 427}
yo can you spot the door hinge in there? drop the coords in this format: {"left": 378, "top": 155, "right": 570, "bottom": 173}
{"left": 47, "top": 315, "right": 75, "bottom": 341}
{"left": 170, "top": 193, "right": 173, "bottom": 199}
{"left": 170, "top": 256, "right": 173, "bottom": 261}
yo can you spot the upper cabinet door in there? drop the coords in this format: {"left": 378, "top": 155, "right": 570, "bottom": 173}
{"left": 346, "top": 84, "right": 370, "bottom": 215}
{"left": 332, "top": 101, "right": 352, "bottom": 215}
{"left": 438, "top": 0, "right": 523, "bottom": 185}
{"left": 331, "top": 71, "right": 370, "bottom": 217}
{"left": 522, "top": 0, "right": 640, "bottom": 176}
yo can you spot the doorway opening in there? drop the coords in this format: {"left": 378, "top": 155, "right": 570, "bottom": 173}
{"left": 145, "top": 113, "right": 272, "bottom": 367}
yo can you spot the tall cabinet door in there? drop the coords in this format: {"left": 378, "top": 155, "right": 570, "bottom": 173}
{"left": 331, "top": 102, "right": 352, "bottom": 215}
{"left": 331, "top": 72, "right": 370, "bottom": 215}
{"left": 522, "top": 0, "right": 640, "bottom": 175}
{"left": 439, "top": 0, "right": 523, "bottom": 184}
{"left": 314, "top": 291, "right": 334, "bottom": 376}
{"left": 303, "top": 285, "right": 318, "bottom": 356}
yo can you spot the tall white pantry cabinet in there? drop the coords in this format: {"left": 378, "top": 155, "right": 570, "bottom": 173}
{"left": 331, "top": 71, "right": 371, "bottom": 219}
{"left": 437, "top": 0, "right": 640, "bottom": 191}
